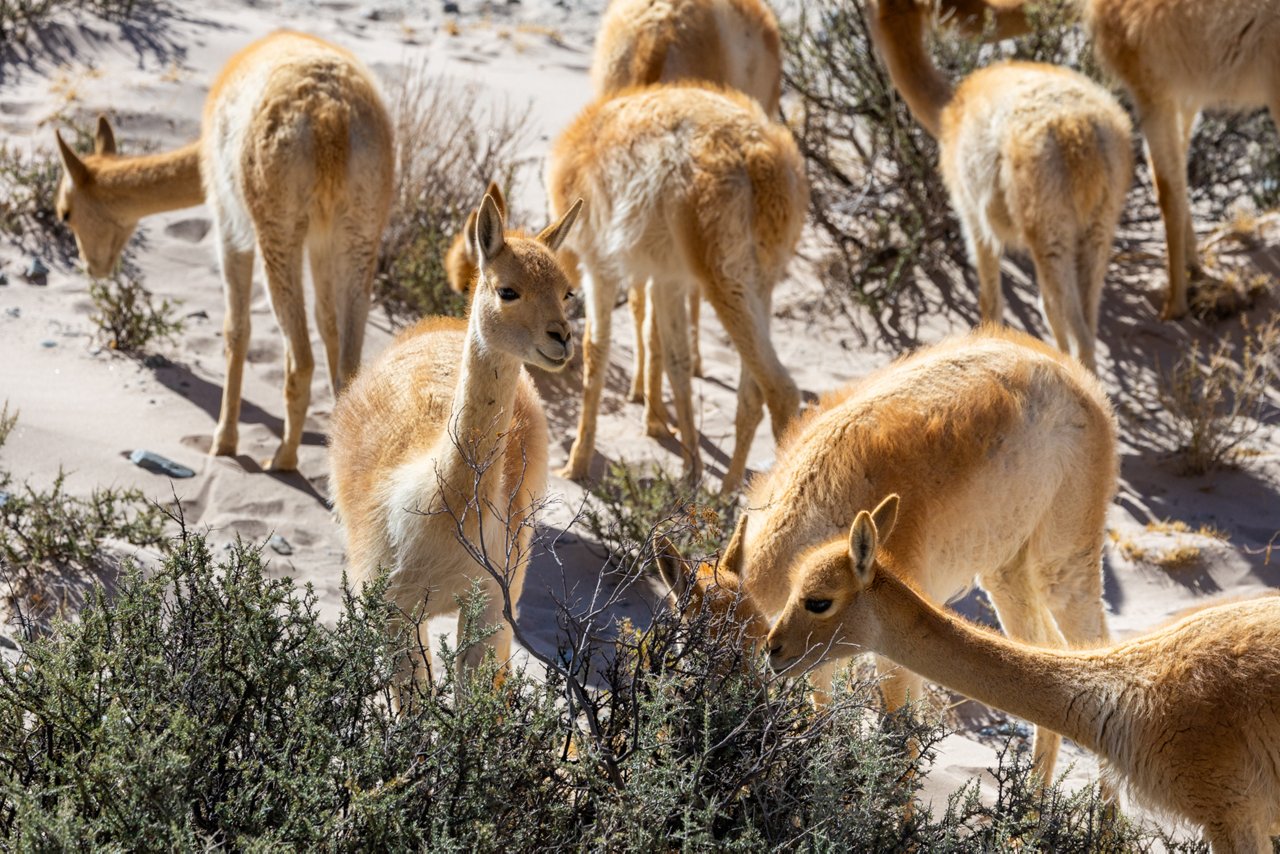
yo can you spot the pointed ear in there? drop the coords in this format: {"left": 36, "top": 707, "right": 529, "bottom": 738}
{"left": 653, "top": 536, "right": 687, "bottom": 597}
{"left": 870, "top": 494, "right": 899, "bottom": 547}
{"left": 537, "top": 198, "right": 583, "bottom": 252}
{"left": 719, "top": 512, "right": 747, "bottom": 576}
{"left": 460, "top": 209, "right": 479, "bottom": 263}
{"left": 94, "top": 114, "right": 116, "bottom": 156}
{"left": 56, "top": 130, "right": 91, "bottom": 187}
{"left": 474, "top": 193, "right": 506, "bottom": 265}
{"left": 485, "top": 180, "right": 507, "bottom": 220}
{"left": 848, "top": 510, "right": 879, "bottom": 587}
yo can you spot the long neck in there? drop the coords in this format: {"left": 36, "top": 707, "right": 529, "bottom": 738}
{"left": 92, "top": 141, "right": 204, "bottom": 219}
{"left": 870, "top": 1, "right": 954, "bottom": 138}
{"left": 435, "top": 317, "right": 524, "bottom": 503}
{"left": 868, "top": 573, "right": 1115, "bottom": 754}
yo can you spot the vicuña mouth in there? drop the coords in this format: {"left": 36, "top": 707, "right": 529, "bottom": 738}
{"left": 537, "top": 349, "right": 568, "bottom": 366}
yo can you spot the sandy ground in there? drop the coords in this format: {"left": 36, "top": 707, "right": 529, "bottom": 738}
{"left": 1, "top": 0, "right": 1278, "bottom": 834}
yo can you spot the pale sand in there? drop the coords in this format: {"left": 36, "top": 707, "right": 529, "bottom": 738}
{"left": 1, "top": 0, "right": 1277, "bottom": 833}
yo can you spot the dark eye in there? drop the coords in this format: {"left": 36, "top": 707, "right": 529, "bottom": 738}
{"left": 497, "top": 287, "right": 519, "bottom": 301}
{"left": 60, "top": 210, "right": 70, "bottom": 223}
{"left": 804, "top": 598, "right": 832, "bottom": 614}
{"left": 563, "top": 291, "right": 576, "bottom": 303}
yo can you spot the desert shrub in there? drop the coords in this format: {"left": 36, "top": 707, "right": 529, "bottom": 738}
{"left": 1157, "top": 315, "right": 1280, "bottom": 475}
{"left": 1187, "top": 110, "right": 1280, "bottom": 220}
{"left": 0, "top": 515, "right": 1163, "bottom": 850}
{"left": 583, "top": 460, "right": 738, "bottom": 565}
{"left": 375, "top": 65, "right": 531, "bottom": 323}
{"left": 88, "top": 273, "right": 183, "bottom": 354}
{"left": 0, "top": 402, "right": 15, "bottom": 449}
{"left": 782, "top": 0, "right": 1096, "bottom": 310}
{"left": 0, "top": 143, "right": 62, "bottom": 241}
{"left": 0, "top": 0, "right": 149, "bottom": 43}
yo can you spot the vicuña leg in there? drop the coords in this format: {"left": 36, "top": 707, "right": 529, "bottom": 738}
{"left": 642, "top": 280, "right": 673, "bottom": 440}
{"left": 1142, "top": 104, "right": 1194, "bottom": 319}
{"left": 308, "top": 233, "right": 342, "bottom": 396}
{"left": 689, "top": 288, "right": 702, "bottom": 378}
{"left": 1032, "top": 245, "right": 1094, "bottom": 373}
{"left": 213, "top": 240, "right": 255, "bottom": 458}
{"left": 723, "top": 370, "right": 764, "bottom": 494}
{"left": 260, "top": 237, "right": 313, "bottom": 472}
{"left": 651, "top": 277, "right": 702, "bottom": 483}
{"left": 966, "top": 224, "right": 1004, "bottom": 324}
{"left": 628, "top": 279, "right": 647, "bottom": 403}
{"left": 561, "top": 265, "right": 619, "bottom": 481}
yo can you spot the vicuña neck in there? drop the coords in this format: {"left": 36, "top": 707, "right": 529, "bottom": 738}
{"left": 436, "top": 316, "right": 523, "bottom": 501}
{"left": 868, "top": 573, "right": 1114, "bottom": 754}
{"left": 92, "top": 141, "right": 204, "bottom": 219}
{"left": 871, "top": 2, "right": 955, "bottom": 138}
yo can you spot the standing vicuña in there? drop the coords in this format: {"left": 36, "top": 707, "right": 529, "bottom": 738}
{"left": 328, "top": 194, "right": 582, "bottom": 676}
{"left": 594, "top": 0, "right": 782, "bottom": 420}
{"left": 547, "top": 83, "right": 806, "bottom": 492}
{"left": 1083, "top": 0, "right": 1280, "bottom": 320}
{"left": 55, "top": 31, "right": 394, "bottom": 470}
{"left": 768, "top": 496, "right": 1280, "bottom": 852}
{"left": 870, "top": 0, "right": 1132, "bottom": 372}
{"left": 679, "top": 328, "right": 1116, "bottom": 783}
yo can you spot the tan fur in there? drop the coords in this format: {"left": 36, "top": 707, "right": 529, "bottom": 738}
{"left": 593, "top": 0, "right": 783, "bottom": 408}
{"left": 707, "top": 327, "right": 1117, "bottom": 782}
{"left": 328, "top": 195, "right": 582, "bottom": 678}
{"left": 1082, "top": 0, "right": 1280, "bottom": 319}
{"left": 768, "top": 504, "right": 1280, "bottom": 851}
{"left": 547, "top": 82, "right": 806, "bottom": 491}
{"left": 56, "top": 32, "right": 394, "bottom": 471}
{"left": 870, "top": 0, "right": 1132, "bottom": 372}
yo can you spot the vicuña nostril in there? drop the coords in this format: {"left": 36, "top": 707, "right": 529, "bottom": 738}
{"left": 548, "top": 327, "right": 569, "bottom": 346}
{"left": 769, "top": 645, "right": 782, "bottom": 658}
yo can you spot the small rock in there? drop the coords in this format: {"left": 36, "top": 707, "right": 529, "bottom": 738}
{"left": 0, "top": 635, "right": 17, "bottom": 651}
{"left": 360, "top": 4, "right": 383, "bottom": 19}
{"left": 129, "top": 449, "right": 196, "bottom": 478}
{"left": 23, "top": 257, "right": 49, "bottom": 284}
{"left": 0, "top": 272, "right": 8, "bottom": 286}
{"left": 143, "top": 353, "right": 171, "bottom": 369}
{"left": 40, "top": 339, "right": 57, "bottom": 348}
{"left": 443, "top": 0, "right": 459, "bottom": 12}
{"left": 4, "top": 307, "right": 19, "bottom": 319}
{"left": 268, "top": 534, "right": 293, "bottom": 555}
{"left": 185, "top": 309, "right": 209, "bottom": 320}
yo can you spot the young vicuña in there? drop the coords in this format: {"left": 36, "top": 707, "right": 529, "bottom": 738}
{"left": 669, "top": 328, "right": 1117, "bottom": 783}
{"left": 870, "top": 0, "right": 1132, "bottom": 372}
{"left": 55, "top": 31, "right": 394, "bottom": 471}
{"left": 768, "top": 495, "right": 1280, "bottom": 852}
{"left": 328, "top": 193, "right": 582, "bottom": 677}
{"left": 546, "top": 82, "right": 806, "bottom": 492}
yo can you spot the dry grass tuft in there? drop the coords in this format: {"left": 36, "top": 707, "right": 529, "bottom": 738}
{"left": 1157, "top": 314, "right": 1280, "bottom": 475}
{"left": 374, "top": 64, "right": 531, "bottom": 323}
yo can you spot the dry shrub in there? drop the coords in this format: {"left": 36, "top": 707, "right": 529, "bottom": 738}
{"left": 375, "top": 65, "right": 532, "bottom": 323}
{"left": 88, "top": 274, "right": 183, "bottom": 355}
{"left": 1157, "top": 315, "right": 1280, "bottom": 475}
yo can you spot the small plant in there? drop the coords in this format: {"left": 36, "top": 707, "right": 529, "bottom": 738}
{"left": 0, "top": 0, "right": 150, "bottom": 43}
{"left": 375, "top": 65, "right": 532, "bottom": 322}
{"left": 583, "top": 460, "right": 738, "bottom": 565}
{"left": 1157, "top": 315, "right": 1280, "bottom": 475}
{"left": 88, "top": 273, "right": 183, "bottom": 354}
{"left": 0, "top": 401, "right": 16, "bottom": 449}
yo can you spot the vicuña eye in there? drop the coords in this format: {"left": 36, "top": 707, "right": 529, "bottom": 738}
{"left": 564, "top": 291, "right": 576, "bottom": 302}
{"left": 497, "top": 287, "right": 519, "bottom": 301}
{"left": 60, "top": 210, "right": 71, "bottom": 223}
{"left": 804, "top": 598, "right": 832, "bottom": 614}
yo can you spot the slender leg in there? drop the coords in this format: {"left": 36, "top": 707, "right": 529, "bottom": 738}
{"left": 212, "top": 240, "right": 255, "bottom": 458}
{"left": 650, "top": 278, "right": 702, "bottom": 483}
{"left": 1174, "top": 105, "right": 1202, "bottom": 278}
{"left": 333, "top": 237, "right": 377, "bottom": 393}
{"left": 259, "top": 237, "right": 313, "bottom": 472}
{"left": 560, "top": 264, "right": 618, "bottom": 481}
{"left": 1142, "top": 104, "right": 1193, "bottom": 319}
{"left": 722, "top": 370, "right": 763, "bottom": 495}
{"left": 1032, "top": 244, "right": 1093, "bottom": 372}
{"left": 308, "top": 234, "right": 342, "bottom": 396}
{"left": 642, "top": 279, "right": 673, "bottom": 440}
{"left": 966, "top": 223, "right": 1004, "bottom": 325}
{"left": 688, "top": 288, "right": 703, "bottom": 378}
{"left": 627, "top": 279, "right": 647, "bottom": 403}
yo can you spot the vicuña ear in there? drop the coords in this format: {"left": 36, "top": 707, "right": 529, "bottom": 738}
{"left": 94, "top": 114, "right": 117, "bottom": 156}
{"left": 653, "top": 535, "right": 688, "bottom": 598}
{"left": 870, "top": 493, "right": 899, "bottom": 546}
{"left": 55, "top": 130, "right": 91, "bottom": 187}
{"left": 720, "top": 512, "right": 747, "bottom": 576}
{"left": 848, "top": 510, "right": 879, "bottom": 587}
{"left": 485, "top": 180, "right": 507, "bottom": 220}
{"left": 475, "top": 193, "right": 506, "bottom": 265}
{"left": 460, "top": 209, "right": 479, "bottom": 263}
{"left": 537, "top": 198, "right": 583, "bottom": 252}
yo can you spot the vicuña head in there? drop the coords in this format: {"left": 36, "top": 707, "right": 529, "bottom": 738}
{"left": 467, "top": 191, "right": 581, "bottom": 370}
{"left": 767, "top": 494, "right": 901, "bottom": 674}
{"left": 54, "top": 116, "right": 139, "bottom": 278}
{"left": 653, "top": 534, "right": 771, "bottom": 647}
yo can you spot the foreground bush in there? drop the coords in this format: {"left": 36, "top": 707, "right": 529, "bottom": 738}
{"left": 0, "top": 514, "right": 1174, "bottom": 850}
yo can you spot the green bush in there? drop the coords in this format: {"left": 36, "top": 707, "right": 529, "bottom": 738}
{"left": 0, "top": 512, "right": 1171, "bottom": 849}
{"left": 88, "top": 273, "right": 184, "bottom": 354}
